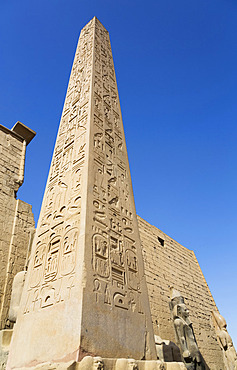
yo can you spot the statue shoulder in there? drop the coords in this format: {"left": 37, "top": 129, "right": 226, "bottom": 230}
{"left": 174, "top": 317, "right": 183, "bottom": 327}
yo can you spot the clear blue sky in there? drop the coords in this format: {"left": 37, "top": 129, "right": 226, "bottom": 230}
{"left": 1, "top": 1, "right": 236, "bottom": 346}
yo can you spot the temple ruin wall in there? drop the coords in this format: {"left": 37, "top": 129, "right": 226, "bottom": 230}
{"left": 0, "top": 124, "right": 35, "bottom": 330}
{"left": 138, "top": 215, "right": 225, "bottom": 369}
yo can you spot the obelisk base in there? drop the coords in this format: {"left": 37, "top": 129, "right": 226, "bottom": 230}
{"left": 12, "top": 357, "right": 186, "bottom": 370}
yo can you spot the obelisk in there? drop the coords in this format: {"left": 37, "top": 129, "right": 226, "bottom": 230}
{"left": 7, "top": 17, "right": 156, "bottom": 368}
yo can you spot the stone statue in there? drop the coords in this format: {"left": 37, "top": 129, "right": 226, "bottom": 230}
{"left": 212, "top": 311, "right": 237, "bottom": 370}
{"left": 8, "top": 228, "right": 35, "bottom": 325}
{"left": 8, "top": 271, "right": 27, "bottom": 324}
{"left": 169, "top": 287, "right": 205, "bottom": 370}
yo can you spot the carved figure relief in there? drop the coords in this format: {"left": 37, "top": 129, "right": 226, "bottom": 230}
{"left": 93, "top": 234, "right": 110, "bottom": 278}
{"left": 44, "top": 236, "right": 61, "bottom": 282}
{"left": 126, "top": 249, "right": 139, "bottom": 291}
{"left": 61, "top": 228, "right": 78, "bottom": 275}
{"left": 30, "top": 243, "right": 46, "bottom": 288}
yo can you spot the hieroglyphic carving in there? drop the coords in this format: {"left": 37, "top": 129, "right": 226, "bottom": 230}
{"left": 24, "top": 18, "right": 146, "bottom": 318}
{"left": 90, "top": 19, "right": 144, "bottom": 314}
{"left": 61, "top": 228, "right": 78, "bottom": 275}
{"left": 8, "top": 18, "right": 157, "bottom": 366}
{"left": 93, "top": 233, "right": 109, "bottom": 278}
{"left": 24, "top": 19, "right": 95, "bottom": 313}
{"left": 30, "top": 243, "right": 46, "bottom": 288}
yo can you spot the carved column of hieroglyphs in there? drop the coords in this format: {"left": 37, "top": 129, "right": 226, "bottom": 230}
{"left": 7, "top": 18, "right": 156, "bottom": 369}
{"left": 22, "top": 19, "right": 93, "bottom": 314}
{"left": 91, "top": 20, "right": 142, "bottom": 315}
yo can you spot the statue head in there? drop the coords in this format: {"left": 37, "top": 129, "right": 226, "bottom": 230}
{"left": 176, "top": 303, "right": 189, "bottom": 319}
{"left": 170, "top": 287, "right": 184, "bottom": 304}
{"left": 169, "top": 287, "right": 193, "bottom": 328}
{"left": 212, "top": 310, "right": 227, "bottom": 330}
{"left": 170, "top": 287, "right": 189, "bottom": 319}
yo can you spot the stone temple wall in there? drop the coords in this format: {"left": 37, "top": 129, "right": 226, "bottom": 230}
{"left": 138, "top": 215, "right": 225, "bottom": 369}
{"left": 0, "top": 123, "right": 35, "bottom": 330}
